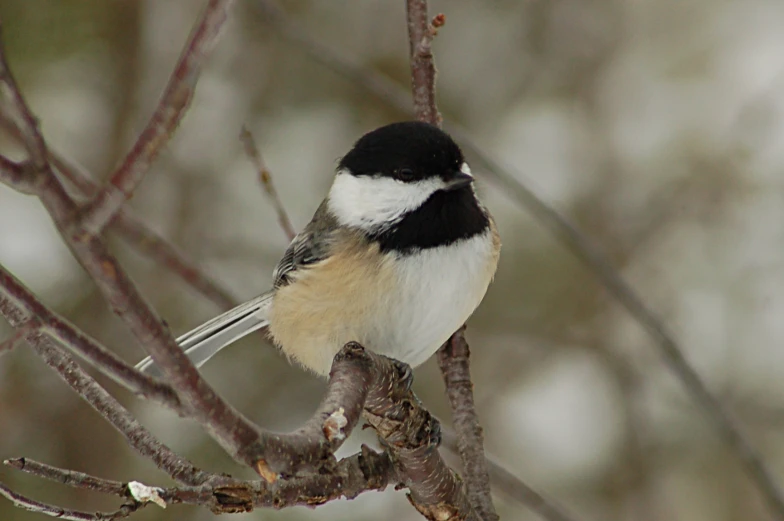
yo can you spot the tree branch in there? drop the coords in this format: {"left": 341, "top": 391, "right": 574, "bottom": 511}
{"left": 0, "top": 20, "right": 275, "bottom": 476}
{"left": 405, "top": 1, "right": 442, "bottom": 125}
{"left": 438, "top": 330, "right": 498, "bottom": 521}
{"left": 363, "top": 355, "right": 477, "bottom": 521}
{"left": 0, "top": 155, "right": 39, "bottom": 195}
{"left": 77, "top": 0, "right": 235, "bottom": 236}
{"left": 3, "top": 449, "right": 397, "bottom": 514}
{"left": 240, "top": 125, "right": 297, "bottom": 241}
{"left": 0, "top": 483, "right": 141, "bottom": 521}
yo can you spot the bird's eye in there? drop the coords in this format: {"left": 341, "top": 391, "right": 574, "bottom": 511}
{"left": 396, "top": 168, "right": 416, "bottom": 182}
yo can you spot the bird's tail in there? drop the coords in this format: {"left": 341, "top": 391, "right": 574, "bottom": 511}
{"left": 135, "top": 292, "right": 273, "bottom": 377}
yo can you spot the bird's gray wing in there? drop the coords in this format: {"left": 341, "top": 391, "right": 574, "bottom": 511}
{"left": 272, "top": 201, "right": 339, "bottom": 288}
{"left": 136, "top": 201, "right": 340, "bottom": 377}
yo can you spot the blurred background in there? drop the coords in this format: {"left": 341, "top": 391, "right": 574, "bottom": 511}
{"left": 1, "top": 0, "right": 784, "bottom": 520}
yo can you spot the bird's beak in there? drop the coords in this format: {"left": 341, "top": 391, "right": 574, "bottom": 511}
{"left": 443, "top": 171, "right": 474, "bottom": 191}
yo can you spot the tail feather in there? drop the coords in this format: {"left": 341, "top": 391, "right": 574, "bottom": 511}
{"left": 135, "top": 292, "right": 273, "bottom": 377}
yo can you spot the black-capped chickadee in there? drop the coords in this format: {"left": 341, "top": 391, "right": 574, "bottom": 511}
{"left": 137, "top": 121, "right": 500, "bottom": 377}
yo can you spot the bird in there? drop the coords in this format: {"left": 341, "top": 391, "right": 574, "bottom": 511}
{"left": 136, "top": 121, "right": 500, "bottom": 377}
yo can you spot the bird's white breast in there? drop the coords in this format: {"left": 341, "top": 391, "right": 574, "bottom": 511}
{"left": 371, "top": 227, "right": 499, "bottom": 367}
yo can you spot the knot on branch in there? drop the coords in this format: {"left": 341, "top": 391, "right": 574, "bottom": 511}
{"left": 210, "top": 483, "right": 255, "bottom": 514}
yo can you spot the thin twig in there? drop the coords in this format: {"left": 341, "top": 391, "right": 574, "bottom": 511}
{"left": 254, "top": 3, "right": 784, "bottom": 517}
{"left": 438, "top": 330, "right": 498, "bottom": 521}
{"left": 5, "top": 458, "right": 128, "bottom": 496}
{"left": 239, "top": 125, "right": 297, "bottom": 241}
{"left": 78, "top": 0, "right": 235, "bottom": 236}
{"left": 0, "top": 483, "right": 141, "bottom": 521}
{"left": 405, "top": 2, "right": 442, "bottom": 125}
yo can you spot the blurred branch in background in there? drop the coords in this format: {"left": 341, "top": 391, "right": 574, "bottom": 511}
{"left": 76, "top": 0, "right": 235, "bottom": 237}
{"left": 240, "top": 125, "right": 296, "bottom": 241}
{"left": 0, "top": 114, "right": 239, "bottom": 310}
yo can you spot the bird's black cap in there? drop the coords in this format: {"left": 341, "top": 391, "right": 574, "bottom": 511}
{"left": 338, "top": 121, "right": 465, "bottom": 182}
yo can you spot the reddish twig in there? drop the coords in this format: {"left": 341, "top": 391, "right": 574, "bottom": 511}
{"left": 405, "top": 2, "right": 442, "bottom": 125}
{"left": 438, "top": 330, "right": 498, "bottom": 521}
{"left": 77, "top": 0, "right": 235, "bottom": 236}
{"left": 239, "top": 125, "right": 297, "bottom": 241}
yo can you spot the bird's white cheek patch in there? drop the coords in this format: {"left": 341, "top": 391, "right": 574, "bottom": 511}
{"left": 328, "top": 170, "right": 442, "bottom": 230}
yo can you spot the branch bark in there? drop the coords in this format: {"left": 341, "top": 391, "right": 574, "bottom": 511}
{"left": 438, "top": 331, "right": 498, "bottom": 521}
{"left": 364, "top": 356, "right": 478, "bottom": 521}
{"left": 405, "top": 1, "right": 441, "bottom": 126}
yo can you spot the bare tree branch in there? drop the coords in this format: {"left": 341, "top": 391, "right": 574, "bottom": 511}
{"left": 3, "top": 448, "right": 398, "bottom": 514}
{"left": 240, "top": 125, "right": 297, "bottom": 241}
{"left": 0, "top": 155, "right": 39, "bottom": 195}
{"left": 0, "top": 483, "right": 141, "bottom": 521}
{"left": 438, "top": 330, "right": 498, "bottom": 521}
{"left": 6, "top": 458, "right": 129, "bottom": 496}
{"left": 0, "top": 18, "right": 280, "bottom": 476}
{"left": 405, "top": 2, "right": 442, "bottom": 125}
{"left": 77, "top": 0, "right": 235, "bottom": 236}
